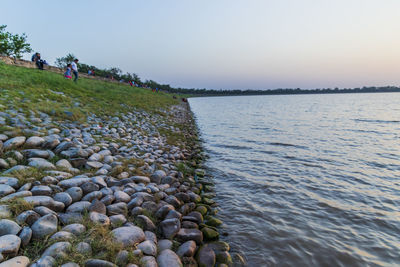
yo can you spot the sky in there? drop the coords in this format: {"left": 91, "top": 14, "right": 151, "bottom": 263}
{"left": 2, "top": 0, "right": 400, "bottom": 90}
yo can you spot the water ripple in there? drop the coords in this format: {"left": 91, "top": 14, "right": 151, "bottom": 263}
{"left": 189, "top": 93, "right": 400, "bottom": 266}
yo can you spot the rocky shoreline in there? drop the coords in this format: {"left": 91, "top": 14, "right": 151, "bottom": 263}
{"left": 0, "top": 101, "right": 234, "bottom": 267}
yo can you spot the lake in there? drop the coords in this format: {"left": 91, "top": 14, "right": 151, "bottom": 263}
{"left": 189, "top": 93, "right": 400, "bottom": 266}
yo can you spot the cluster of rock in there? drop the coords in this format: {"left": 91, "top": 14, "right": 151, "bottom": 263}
{"left": 0, "top": 104, "right": 234, "bottom": 266}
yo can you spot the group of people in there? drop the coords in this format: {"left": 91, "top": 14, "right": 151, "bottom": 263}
{"left": 64, "top": 59, "right": 79, "bottom": 82}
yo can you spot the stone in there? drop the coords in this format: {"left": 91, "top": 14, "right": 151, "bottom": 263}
{"left": 196, "top": 245, "right": 216, "bottom": 267}
{"left": 160, "top": 218, "right": 181, "bottom": 239}
{"left": 76, "top": 241, "right": 91, "bottom": 254}
{"left": 0, "top": 234, "right": 21, "bottom": 256}
{"left": 56, "top": 159, "right": 73, "bottom": 169}
{"left": 28, "top": 158, "right": 56, "bottom": 170}
{"left": 176, "top": 228, "right": 203, "bottom": 244}
{"left": 80, "top": 182, "right": 99, "bottom": 194}
{"left": 3, "top": 165, "right": 31, "bottom": 174}
{"left": 23, "top": 196, "right": 64, "bottom": 211}
{"left": 115, "top": 250, "right": 129, "bottom": 266}
{"left": 49, "top": 231, "right": 75, "bottom": 241}
{"left": 155, "top": 205, "right": 175, "bottom": 220}
{"left": 0, "top": 184, "right": 15, "bottom": 197}
{"left": 0, "top": 177, "right": 19, "bottom": 188}
{"left": 137, "top": 240, "right": 157, "bottom": 256}
{"left": 151, "top": 170, "right": 166, "bottom": 184}
{"left": 140, "top": 256, "right": 157, "bottom": 267}
{"left": 111, "top": 226, "right": 145, "bottom": 248}
{"left": 42, "top": 137, "right": 60, "bottom": 150}
{"left": 31, "top": 185, "right": 52, "bottom": 196}
{"left": 59, "top": 178, "right": 90, "bottom": 189}
{"left": 165, "top": 210, "right": 182, "bottom": 221}
{"left": 158, "top": 239, "right": 173, "bottom": 251}
{"left": 177, "top": 241, "right": 196, "bottom": 257}
{"left": 85, "top": 259, "right": 116, "bottom": 267}
{"left": 61, "top": 263, "right": 80, "bottom": 267}
{"left": 66, "top": 201, "right": 91, "bottom": 214}
{"left": 58, "top": 213, "right": 83, "bottom": 225}
{"left": 89, "top": 199, "right": 106, "bottom": 214}
{"left": 1, "top": 191, "right": 31, "bottom": 202}
{"left": 36, "top": 256, "right": 56, "bottom": 266}
{"left": 0, "top": 219, "right": 21, "bottom": 236}
{"left": 110, "top": 214, "right": 127, "bottom": 227}
{"left": 31, "top": 214, "right": 58, "bottom": 238}
{"left": 106, "top": 202, "right": 127, "bottom": 216}
{"left": 23, "top": 149, "right": 50, "bottom": 159}
{"left": 205, "top": 216, "right": 222, "bottom": 227}
{"left": 62, "top": 224, "right": 86, "bottom": 235}
{"left": 69, "top": 158, "right": 87, "bottom": 168}
{"left": 131, "top": 176, "right": 151, "bottom": 184}
{"left": 24, "top": 136, "right": 45, "bottom": 148}
{"left": 136, "top": 215, "right": 156, "bottom": 231}
{"left": 157, "top": 249, "right": 182, "bottom": 267}
{"left": 202, "top": 227, "right": 219, "bottom": 241}
{"left": 145, "top": 231, "right": 157, "bottom": 244}
{"left": 89, "top": 212, "right": 110, "bottom": 226}
{"left": 82, "top": 191, "right": 103, "bottom": 202}
{"left": 41, "top": 241, "right": 71, "bottom": 258}
{"left": 114, "top": 191, "right": 130, "bottom": 203}
{"left": 3, "top": 136, "right": 26, "bottom": 151}
{"left": 54, "top": 192, "right": 73, "bottom": 207}
{"left": 0, "top": 159, "right": 9, "bottom": 169}
{"left": 86, "top": 161, "right": 103, "bottom": 169}
{"left": 18, "top": 227, "right": 32, "bottom": 247}
{"left": 0, "top": 256, "right": 30, "bottom": 267}
{"left": 65, "top": 187, "right": 83, "bottom": 202}
{"left": 16, "top": 210, "right": 40, "bottom": 226}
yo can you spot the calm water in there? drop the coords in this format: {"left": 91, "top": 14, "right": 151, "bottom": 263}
{"left": 189, "top": 93, "right": 400, "bottom": 267}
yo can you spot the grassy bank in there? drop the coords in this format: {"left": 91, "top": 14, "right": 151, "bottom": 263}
{"left": 0, "top": 62, "right": 180, "bottom": 121}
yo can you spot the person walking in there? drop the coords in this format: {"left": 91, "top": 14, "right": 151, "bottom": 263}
{"left": 71, "top": 58, "right": 79, "bottom": 82}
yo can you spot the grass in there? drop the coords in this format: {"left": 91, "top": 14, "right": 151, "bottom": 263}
{"left": 0, "top": 198, "right": 34, "bottom": 218}
{"left": 2, "top": 168, "right": 47, "bottom": 185}
{"left": 0, "top": 61, "right": 183, "bottom": 122}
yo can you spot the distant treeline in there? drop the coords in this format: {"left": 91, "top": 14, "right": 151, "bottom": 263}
{"left": 165, "top": 86, "right": 400, "bottom": 96}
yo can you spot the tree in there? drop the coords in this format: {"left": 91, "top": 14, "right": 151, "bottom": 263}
{"left": 55, "top": 53, "right": 76, "bottom": 68}
{"left": 0, "top": 25, "right": 32, "bottom": 58}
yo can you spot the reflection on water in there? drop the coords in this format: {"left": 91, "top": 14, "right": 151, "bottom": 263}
{"left": 189, "top": 93, "right": 400, "bottom": 266}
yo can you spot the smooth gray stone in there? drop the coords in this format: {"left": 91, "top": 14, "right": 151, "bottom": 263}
{"left": 84, "top": 259, "right": 116, "bottom": 267}
{"left": 66, "top": 201, "right": 90, "bottom": 214}
{"left": 58, "top": 178, "right": 90, "bottom": 189}
{"left": 0, "top": 184, "right": 15, "bottom": 197}
{"left": 62, "top": 223, "right": 86, "bottom": 235}
{"left": 41, "top": 241, "right": 71, "bottom": 258}
{"left": 55, "top": 159, "right": 72, "bottom": 169}
{"left": 31, "top": 185, "right": 52, "bottom": 196}
{"left": 111, "top": 226, "right": 145, "bottom": 248}
{"left": 16, "top": 210, "right": 40, "bottom": 226}
{"left": 0, "top": 234, "right": 21, "bottom": 256}
{"left": 177, "top": 240, "right": 196, "bottom": 257}
{"left": 53, "top": 192, "right": 72, "bottom": 207}
{"left": 23, "top": 149, "right": 50, "bottom": 159}
{"left": 25, "top": 136, "right": 45, "bottom": 148}
{"left": 28, "top": 158, "right": 56, "bottom": 170}
{"left": 0, "top": 177, "right": 19, "bottom": 189}
{"left": 31, "top": 214, "right": 58, "bottom": 239}
{"left": 158, "top": 239, "right": 173, "bottom": 251}
{"left": 0, "top": 219, "right": 21, "bottom": 236}
{"left": 33, "top": 206, "right": 56, "bottom": 216}
{"left": 160, "top": 218, "right": 181, "bottom": 239}
{"left": 65, "top": 187, "right": 83, "bottom": 202}
{"left": 138, "top": 240, "right": 157, "bottom": 256}
{"left": 1, "top": 191, "right": 32, "bottom": 201}
{"left": 89, "top": 212, "right": 110, "bottom": 226}
{"left": 0, "top": 256, "right": 30, "bottom": 266}
{"left": 58, "top": 213, "right": 83, "bottom": 225}
{"left": 3, "top": 136, "right": 26, "bottom": 151}
{"left": 136, "top": 215, "right": 156, "bottom": 231}
{"left": 150, "top": 170, "right": 166, "bottom": 184}
{"left": 176, "top": 228, "right": 203, "bottom": 244}
{"left": 157, "top": 249, "right": 182, "bottom": 267}
{"left": 36, "top": 255, "right": 55, "bottom": 267}
{"left": 49, "top": 231, "right": 74, "bottom": 241}
{"left": 140, "top": 256, "right": 157, "bottom": 267}
{"left": 18, "top": 227, "right": 32, "bottom": 247}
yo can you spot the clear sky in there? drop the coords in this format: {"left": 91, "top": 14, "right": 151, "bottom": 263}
{"left": 2, "top": 0, "right": 400, "bottom": 90}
